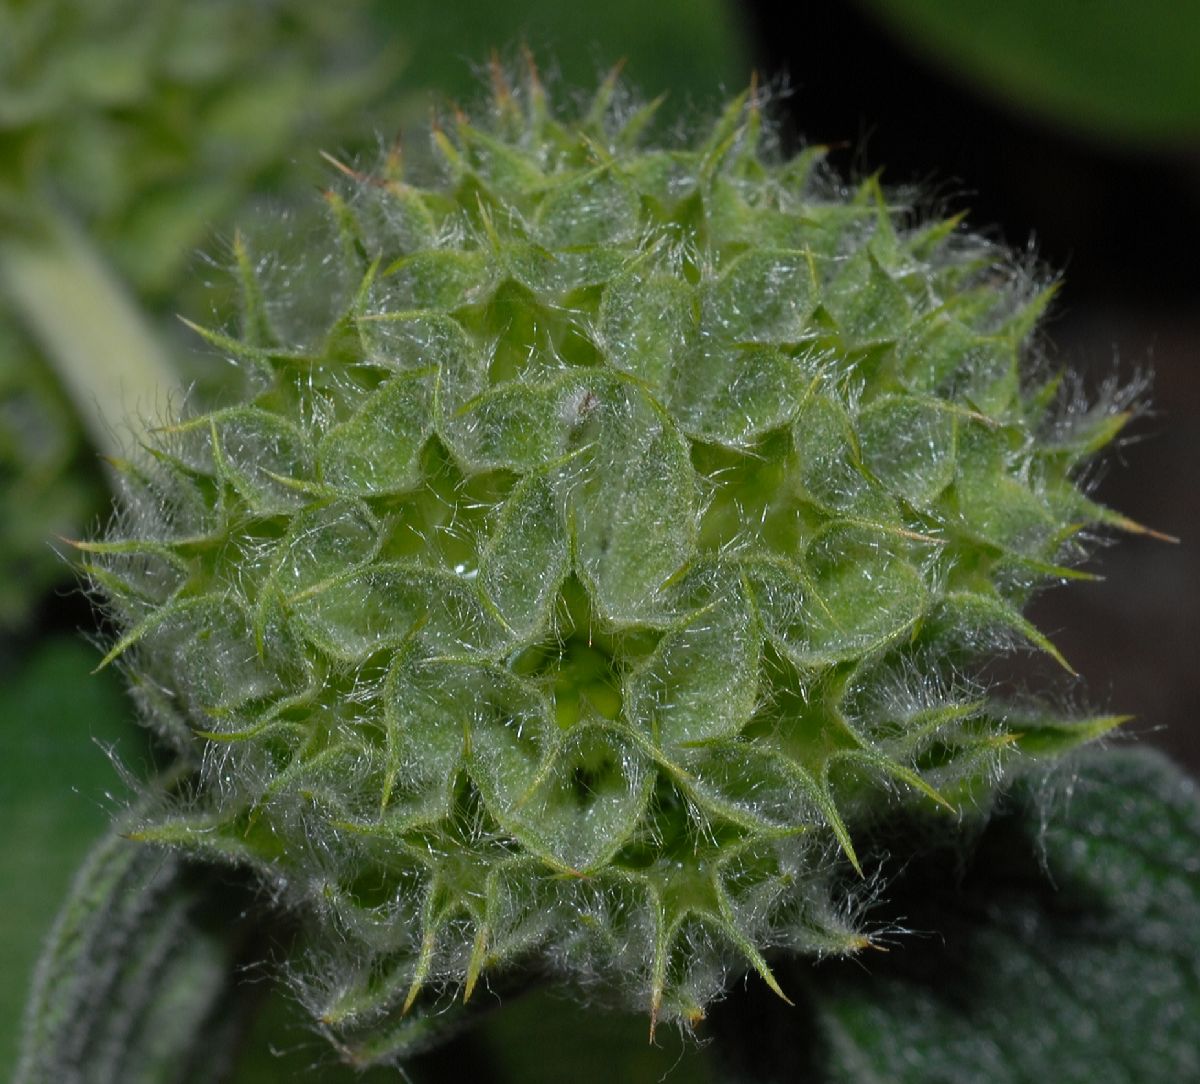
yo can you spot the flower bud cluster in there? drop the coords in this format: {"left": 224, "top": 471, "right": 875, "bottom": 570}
{"left": 87, "top": 67, "right": 1131, "bottom": 1062}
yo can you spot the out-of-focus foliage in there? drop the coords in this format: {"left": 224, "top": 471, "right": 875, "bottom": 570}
{"left": 0, "top": 0, "right": 398, "bottom": 293}
{"left": 856, "top": 0, "right": 1200, "bottom": 144}
{"left": 16, "top": 829, "right": 238, "bottom": 1084}
{"left": 0, "top": 316, "right": 98, "bottom": 627}
{"left": 0, "top": 638, "right": 145, "bottom": 1072}
{"left": 378, "top": 0, "right": 749, "bottom": 111}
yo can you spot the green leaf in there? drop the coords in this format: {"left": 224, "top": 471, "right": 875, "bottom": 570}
{"left": 826, "top": 250, "right": 910, "bottom": 344}
{"left": 450, "top": 380, "right": 572, "bottom": 472}
{"left": 673, "top": 344, "right": 819, "bottom": 446}
{"left": 703, "top": 248, "right": 817, "bottom": 344}
{"left": 269, "top": 499, "right": 382, "bottom": 601}
{"left": 792, "top": 393, "right": 884, "bottom": 515}
{"left": 948, "top": 422, "right": 1061, "bottom": 559}
{"left": 857, "top": 394, "right": 958, "bottom": 506}
{"left": 715, "top": 748, "right": 1200, "bottom": 1083}
{"left": 804, "top": 526, "right": 927, "bottom": 664}
{"left": 294, "top": 563, "right": 499, "bottom": 663}
{"left": 120, "top": 596, "right": 292, "bottom": 714}
{"left": 627, "top": 574, "right": 760, "bottom": 752}
{"left": 489, "top": 723, "right": 654, "bottom": 874}
{"left": 859, "top": 0, "right": 1200, "bottom": 145}
{"left": 599, "top": 270, "right": 696, "bottom": 396}
{"left": 534, "top": 167, "right": 640, "bottom": 248}
{"left": 682, "top": 744, "right": 829, "bottom": 834}
{"left": 937, "top": 590, "right": 1075, "bottom": 674}
{"left": 1009, "top": 711, "right": 1131, "bottom": 756}
{"left": 385, "top": 250, "right": 490, "bottom": 311}
{"left": 207, "top": 407, "right": 314, "bottom": 514}
{"left": 406, "top": 659, "right": 548, "bottom": 827}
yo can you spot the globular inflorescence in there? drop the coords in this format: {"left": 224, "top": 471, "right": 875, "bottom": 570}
{"left": 85, "top": 64, "right": 1136, "bottom": 1064}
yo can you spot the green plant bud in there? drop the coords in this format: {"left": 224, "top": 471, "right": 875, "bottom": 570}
{"left": 87, "top": 68, "right": 1141, "bottom": 1062}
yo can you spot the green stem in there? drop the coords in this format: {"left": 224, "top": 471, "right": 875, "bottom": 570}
{"left": 0, "top": 212, "right": 180, "bottom": 461}
{"left": 15, "top": 826, "right": 232, "bottom": 1084}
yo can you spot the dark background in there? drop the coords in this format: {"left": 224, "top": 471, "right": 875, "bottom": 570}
{"left": 744, "top": 0, "right": 1200, "bottom": 774}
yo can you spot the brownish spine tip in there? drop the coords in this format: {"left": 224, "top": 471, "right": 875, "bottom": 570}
{"left": 1115, "top": 514, "right": 1180, "bottom": 544}
{"left": 521, "top": 42, "right": 542, "bottom": 89}
{"left": 318, "top": 150, "right": 368, "bottom": 184}
{"left": 602, "top": 57, "right": 628, "bottom": 91}
{"left": 489, "top": 50, "right": 512, "bottom": 106}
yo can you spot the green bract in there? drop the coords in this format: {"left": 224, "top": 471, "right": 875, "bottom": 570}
{"left": 86, "top": 70, "right": 1135, "bottom": 1063}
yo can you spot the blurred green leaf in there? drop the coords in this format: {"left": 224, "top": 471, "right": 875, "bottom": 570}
{"left": 857, "top": 0, "right": 1200, "bottom": 144}
{"left": 0, "top": 637, "right": 146, "bottom": 1075}
{"left": 377, "top": 0, "right": 751, "bottom": 112}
